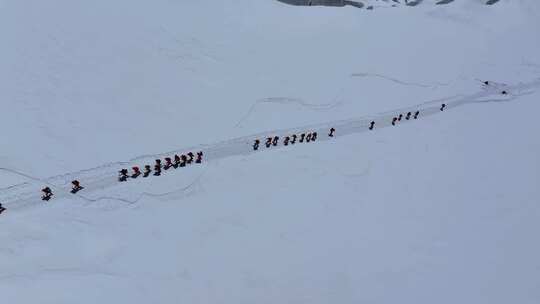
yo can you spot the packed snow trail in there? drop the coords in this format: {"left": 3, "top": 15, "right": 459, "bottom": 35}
{"left": 1, "top": 78, "right": 539, "bottom": 211}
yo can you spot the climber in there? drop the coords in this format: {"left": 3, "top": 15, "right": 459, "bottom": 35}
{"left": 253, "top": 139, "right": 260, "bottom": 151}
{"left": 369, "top": 121, "right": 375, "bottom": 130}
{"left": 131, "top": 166, "right": 141, "bottom": 178}
{"left": 164, "top": 157, "right": 173, "bottom": 170}
{"left": 174, "top": 154, "right": 181, "bottom": 168}
{"left": 118, "top": 169, "right": 129, "bottom": 182}
{"left": 71, "top": 180, "right": 83, "bottom": 194}
{"left": 414, "top": 111, "right": 420, "bottom": 119}
{"left": 41, "top": 187, "right": 53, "bottom": 201}
{"left": 392, "top": 117, "right": 397, "bottom": 126}
{"left": 440, "top": 103, "right": 446, "bottom": 111}
{"left": 154, "top": 163, "right": 162, "bottom": 176}
{"left": 143, "top": 165, "right": 152, "bottom": 177}
{"left": 329, "top": 128, "right": 336, "bottom": 137}
{"left": 196, "top": 151, "right": 203, "bottom": 164}
{"left": 272, "top": 136, "right": 279, "bottom": 146}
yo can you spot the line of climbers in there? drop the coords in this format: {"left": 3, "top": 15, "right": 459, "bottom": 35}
{"left": 253, "top": 131, "right": 319, "bottom": 151}
{"left": 118, "top": 151, "right": 204, "bottom": 182}
{"left": 40, "top": 180, "right": 83, "bottom": 201}
{"left": 2, "top": 84, "right": 511, "bottom": 212}
{"left": 250, "top": 101, "right": 466, "bottom": 152}
{"left": 392, "top": 110, "right": 421, "bottom": 126}
{"left": 251, "top": 108, "right": 426, "bottom": 151}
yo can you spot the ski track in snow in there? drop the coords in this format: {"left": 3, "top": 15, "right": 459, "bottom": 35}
{"left": 1, "top": 78, "right": 539, "bottom": 212}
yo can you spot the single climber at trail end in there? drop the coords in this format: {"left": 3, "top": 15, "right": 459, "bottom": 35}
{"left": 119, "top": 169, "right": 129, "bottom": 182}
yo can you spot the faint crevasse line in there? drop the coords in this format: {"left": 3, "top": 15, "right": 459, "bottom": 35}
{"left": 350, "top": 72, "right": 453, "bottom": 89}
{"left": 234, "top": 97, "right": 344, "bottom": 128}
{"left": 0, "top": 267, "right": 126, "bottom": 282}
{"left": 472, "top": 91, "right": 536, "bottom": 104}
{"left": 78, "top": 170, "right": 206, "bottom": 206}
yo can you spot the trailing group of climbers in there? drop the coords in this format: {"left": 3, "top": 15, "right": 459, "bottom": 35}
{"left": 33, "top": 151, "right": 204, "bottom": 203}
{"left": 118, "top": 151, "right": 203, "bottom": 182}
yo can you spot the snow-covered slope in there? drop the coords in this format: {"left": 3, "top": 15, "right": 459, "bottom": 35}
{"left": 1, "top": 0, "right": 540, "bottom": 303}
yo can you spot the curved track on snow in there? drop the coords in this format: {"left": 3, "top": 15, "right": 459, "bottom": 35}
{"left": 1, "top": 78, "right": 539, "bottom": 211}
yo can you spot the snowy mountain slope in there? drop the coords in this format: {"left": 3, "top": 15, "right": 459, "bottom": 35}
{"left": 1, "top": 0, "right": 540, "bottom": 303}
{"left": 1, "top": 0, "right": 538, "bottom": 181}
